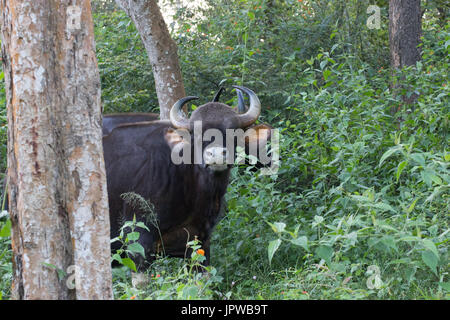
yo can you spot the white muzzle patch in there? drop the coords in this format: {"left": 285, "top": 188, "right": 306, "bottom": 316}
{"left": 203, "top": 146, "right": 228, "bottom": 171}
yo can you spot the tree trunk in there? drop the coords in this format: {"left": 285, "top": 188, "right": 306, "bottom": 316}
{"left": 389, "top": 0, "right": 422, "bottom": 106}
{"left": 389, "top": 0, "right": 422, "bottom": 69}
{"left": 1, "top": 0, "right": 113, "bottom": 299}
{"left": 115, "top": 0, "right": 186, "bottom": 119}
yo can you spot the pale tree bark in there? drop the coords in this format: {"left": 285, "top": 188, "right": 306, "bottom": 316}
{"left": 115, "top": 0, "right": 186, "bottom": 119}
{"left": 1, "top": 0, "right": 113, "bottom": 299}
{"left": 389, "top": 0, "right": 422, "bottom": 106}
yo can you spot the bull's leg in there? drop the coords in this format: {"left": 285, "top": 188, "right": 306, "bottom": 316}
{"left": 130, "top": 227, "right": 158, "bottom": 288}
{"left": 202, "top": 239, "right": 211, "bottom": 267}
{"left": 133, "top": 227, "right": 156, "bottom": 272}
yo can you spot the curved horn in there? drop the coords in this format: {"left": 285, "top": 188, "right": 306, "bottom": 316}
{"left": 212, "top": 87, "right": 225, "bottom": 102}
{"left": 232, "top": 86, "right": 261, "bottom": 127}
{"left": 236, "top": 88, "right": 246, "bottom": 113}
{"left": 169, "top": 96, "right": 198, "bottom": 129}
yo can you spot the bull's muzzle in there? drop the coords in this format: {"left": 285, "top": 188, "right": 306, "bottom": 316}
{"left": 203, "top": 146, "right": 228, "bottom": 171}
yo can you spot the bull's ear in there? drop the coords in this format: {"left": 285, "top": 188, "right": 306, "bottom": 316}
{"left": 244, "top": 123, "right": 272, "bottom": 147}
{"left": 164, "top": 128, "right": 190, "bottom": 149}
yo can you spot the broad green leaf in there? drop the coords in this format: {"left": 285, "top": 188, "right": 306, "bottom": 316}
{"left": 438, "top": 282, "right": 450, "bottom": 292}
{"left": 135, "top": 222, "right": 150, "bottom": 231}
{"left": 267, "top": 221, "right": 286, "bottom": 233}
{"left": 410, "top": 153, "right": 426, "bottom": 166}
{"left": 127, "top": 232, "right": 140, "bottom": 241}
{"left": 182, "top": 285, "right": 199, "bottom": 299}
{"left": 379, "top": 146, "right": 402, "bottom": 167}
{"left": 121, "top": 258, "right": 137, "bottom": 272}
{"left": 396, "top": 160, "right": 408, "bottom": 182}
{"left": 421, "top": 250, "right": 438, "bottom": 275}
{"left": 421, "top": 169, "right": 442, "bottom": 186}
{"left": 127, "top": 242, "right": 146, "bottom": 258}
{"left": 377, "top": 221, "right": 399, "bottom": 232}
{"left": 314, "top": 215, "right": 324, "bottom": 224}
{"left": 315, "top": 245, "right": 333, "bottom": 266}
{"left": 381, "top": 236, "right": 398, "bottom": 253}
{"left": 372, "top": 202, "right": 397, "bottom": 213}
{"left": 422, "top": 239, "right": 439, "bottom": 259}
{"left": 0, "top": 219, "right": 11, "bottom": 238}
{"left": 111, "top": 253, "right": 122, "bottom": 264}
{"left": 291, "top": 236, "right": 308, "bottom": 251}
{"left": 268, "top": 239, "right": 282, "bottom": 265}
{"left": 406, "top": 198, "right": 419, "bottom": 214}
{"left": 399, "top": 236, "right": 421, "bottom": 242}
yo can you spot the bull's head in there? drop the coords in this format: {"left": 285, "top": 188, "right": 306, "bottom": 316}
{"left": 166, "top": 86, "right": 273, "bottom": 172}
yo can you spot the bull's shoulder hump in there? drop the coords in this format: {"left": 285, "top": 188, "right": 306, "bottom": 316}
{"left": 109, "top": 120, "right": 172, "bottom": 133}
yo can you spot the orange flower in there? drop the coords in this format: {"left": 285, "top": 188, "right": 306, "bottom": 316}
{"left": 197, "top": 249, "right": 205, "bottom": 256}
{"left": 130, "top": 295, "right": 136, "bottom": 300}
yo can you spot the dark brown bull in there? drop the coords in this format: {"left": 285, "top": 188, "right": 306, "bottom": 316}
{"left": 103, "top": 86, "right": 272, "bottom": 270}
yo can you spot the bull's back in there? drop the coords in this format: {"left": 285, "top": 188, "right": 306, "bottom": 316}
{"left": 102, "top": 113, "right": 159, "bottom": 136}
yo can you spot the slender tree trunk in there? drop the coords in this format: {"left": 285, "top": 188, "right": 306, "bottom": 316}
{"left": 1, "top": 0, "right": 113, "bottom": 299}
{"left": 389, "top": 0, "right": 422, "bottom": 69}
{"left": 115, "top": 0, "right": 186, "bottom": 119}
{"left": 389, "top": 0, "right": 422, "bottom": 106}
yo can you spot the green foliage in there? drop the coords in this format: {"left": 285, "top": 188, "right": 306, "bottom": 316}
{"left": 112, "top": 237, "right": 224, "bottom": 300}
{"left": 209, "top": 21, "right": 449, "bottom": 299}
{"left": 0, "top": 0, "right": 449, "bottom": 300}
{"left": 111, "top": 215, "right": 150, "bottom": 272}
{"left": 0, "top": 213, "right": 11, "bottom": 300}
{"left": 93, "top": 9, "right": 158, "bottom": 113}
